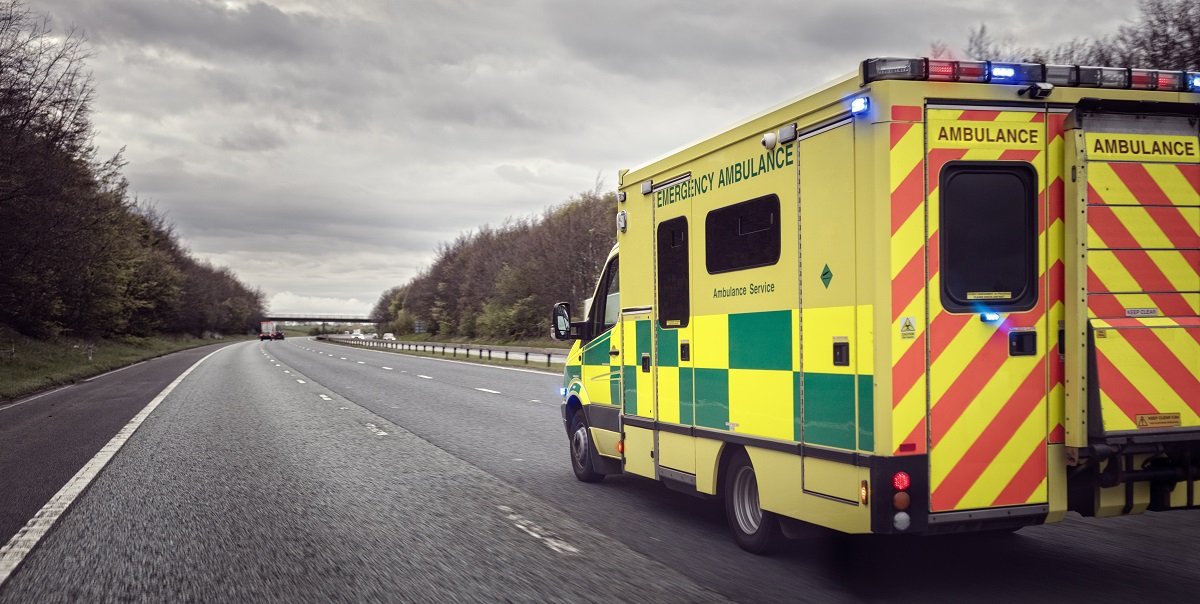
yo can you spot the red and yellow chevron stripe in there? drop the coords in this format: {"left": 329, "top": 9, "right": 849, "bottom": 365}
{"left": 1086, "top": 161, "right": 1200, "bottom": 320}
{"left": 1046, "top": 112, "right": 1068, "bottom": 446}
{"left": 923, "top": 108, "right": 1051, "bottom": 512}
{"left": 890, "top": 105, "right": 927, "bottom": 457}
{"left": 1091, "top": 318, "right": 1200, "bottom": 432}
{"left": 1083, "top": 146, "right": 1200, "bottom": 434}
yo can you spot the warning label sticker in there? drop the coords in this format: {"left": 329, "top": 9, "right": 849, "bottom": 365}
{"left": 1136, "top": 413, "right": 1182, "bottom": 429}
{"left": 1125, "top": 308, "right": 1158, "bottom": 317}
{"left": 967, "top": 291, "right": 1012, "bottom": 300}
{"left": 899, "top": 316, "right": 916, "bottom": 340}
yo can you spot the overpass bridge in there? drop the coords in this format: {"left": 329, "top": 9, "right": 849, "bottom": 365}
{"left": 263, "top": 314, "right": 375, "bottom": 323}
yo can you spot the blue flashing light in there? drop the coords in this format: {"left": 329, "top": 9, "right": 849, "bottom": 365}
{"left": 850, "top": 97, "right": 869, "bottom": 115}
{"left": 559, "top": 387, "right": 568, "bottom": 397}
{"left": 1191, "top": 75, "right": 1200, "bottom": 90}
{"left": 980, "top": 311, "right": 1002, "bottom": 323}
{"left": 991, "top": 66, "right": 1016, "bottom": 80}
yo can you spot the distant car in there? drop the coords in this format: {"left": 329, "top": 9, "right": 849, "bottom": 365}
{"left": 351, "top": 333, "right": 365, "bottom": 340}
{"left": 383, "top": 333, "right": 396, "bottom": 340}
{"left": 259, "top": 333, "right": 272, "bottom": 341}
{"left": 272, "top": 331, "right": 285, "bottom": 340}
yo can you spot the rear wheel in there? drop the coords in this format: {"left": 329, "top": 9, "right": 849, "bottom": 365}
{"left": 724, "top": 449, "right": 781, "bottom": 554}
{"left": 569, "top": 412, "right": 603, "bottom": 483}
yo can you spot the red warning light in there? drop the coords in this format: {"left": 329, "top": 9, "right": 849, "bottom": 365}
{"left": 892, "top": 471, "right": 911, "bottom": 491}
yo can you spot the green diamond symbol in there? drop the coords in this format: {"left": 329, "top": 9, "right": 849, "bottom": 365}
{"left": 820, "top": 264, "right": 833, "bottom": 289}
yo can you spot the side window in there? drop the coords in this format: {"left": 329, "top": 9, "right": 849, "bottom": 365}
{"left": 705, "top": 194, "right": 781, "bottom": 274}
{"left": 657, "top": 217, "right": 689, "bottom": 328}
{"left": 939, "top": 161, "right": 1037, "bottom": 313}
{"left": 590, "top": 257, "right": 620, "bottom": 336}
{"left": 600, "top": 257, "right": 620, "bottom": 331}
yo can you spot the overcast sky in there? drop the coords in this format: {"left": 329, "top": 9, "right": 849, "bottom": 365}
{"left": 35, "top": 0, "right": 1138, "bottom": 315}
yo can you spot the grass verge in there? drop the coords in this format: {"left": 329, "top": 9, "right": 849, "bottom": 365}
{"left": 0, "top": 327, "right": 249, "bottom": 402}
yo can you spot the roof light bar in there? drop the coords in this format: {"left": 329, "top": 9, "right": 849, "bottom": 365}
{"left": 862, "top": 57, "right": 1200, "bottom": 92}
{"left": 1044, "top": 64, "right": 1079, "bottom": 86}
{"left": 927, "top": 60, "right": 988, "bottom": 83}
{"left": 862, "top": 58, "right": 927, "bottom": 82}
{"left": 1077, "top": 66, "right": 1129, "bottom": 88}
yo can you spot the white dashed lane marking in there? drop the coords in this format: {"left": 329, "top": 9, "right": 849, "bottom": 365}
{"left": 365, "top": 423, "right": 389, "bottom": 437}
{"left": 475, "top": 388, "right": 501, "bottom": 394}
{"left": 318, "top": 394, "right": 332, "bottom": 401}
{"left": 381, "top": 367, "right": 393, "bottom": 371}
{"left": 296, "top": 380, "right": 307, "bottom": 384}
{"left": 357, "top": 361, "right": 365, "bottom": 364}
{"left": 417, "top": 375, "right": 433, "bottom": 380}
{"left": 496, "top": 505, "right": 578, "bottom": 555}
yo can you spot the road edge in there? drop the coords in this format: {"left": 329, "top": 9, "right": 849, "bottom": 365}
{"left": 0, "top": 343, "right": 235, "bottom": 588}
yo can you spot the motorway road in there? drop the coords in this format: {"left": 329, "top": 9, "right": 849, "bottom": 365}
{"left": 2, "top": 338, "right": 1198, "bottom": 602}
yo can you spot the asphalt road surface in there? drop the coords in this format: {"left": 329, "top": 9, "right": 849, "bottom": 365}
{"left": 2, "top": 338, "right": 1198, "bottom": 602}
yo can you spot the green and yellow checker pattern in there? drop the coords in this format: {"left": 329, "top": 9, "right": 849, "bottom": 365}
{"left": 565, "top": 325, "right": 622, "bottom": 406}
{"left": 657, "top": 309, "right": 874, "bottom": 451}
{"left": 565, "top": 310, "right": 874, "bottom": 452}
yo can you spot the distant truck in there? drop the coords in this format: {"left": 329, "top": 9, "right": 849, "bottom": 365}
{"left": 260, "top": 321, "right": 280, "bottom": 341}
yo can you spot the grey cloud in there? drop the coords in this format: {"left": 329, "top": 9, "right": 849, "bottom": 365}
{"left": 217, "top": 124, "right": 287, "bottom": 151}
{"left": 31, "top": 0, "right": 1144, "bottom": 313}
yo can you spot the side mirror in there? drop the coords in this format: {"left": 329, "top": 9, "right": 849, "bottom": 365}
{"left": 551, "top": 302, "right": 572, "bottom": 340}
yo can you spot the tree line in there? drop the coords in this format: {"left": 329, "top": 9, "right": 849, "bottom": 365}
{"left": 0, "top": 1, "right": 263, "bottom": 339}
{"left": 934, "top": 0, "right": 1199, "bottom": 69}
{"left": 371, "top": 191, "right": 616, "bottom": 341}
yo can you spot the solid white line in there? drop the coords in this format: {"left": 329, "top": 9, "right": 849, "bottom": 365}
{"left": 381, "top": 367, "right": 393, "bottom": 371}
{"left": 474, "top": 388, "right": 501, "bottom": 394}
{"left": 82, "top": 361, "right": 146, "bottom": 382}
{"left": 0, "top": 344, "right": 230, "bottom": 587}
{"left": 0, "top": 385, "right": 72, "bottom": 413}
{"left": 417, "top": 375, "right": 433, "bottom": 380}
{"left": 296, "top": 379, "right": 307, "bottom": 384}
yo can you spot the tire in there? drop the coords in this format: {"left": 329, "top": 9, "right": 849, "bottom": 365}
{"left": 723, "top": 449, "right": 781, "bottom": 554}
{"left": 568, "top": 412, "right": 603, "bottom": 483}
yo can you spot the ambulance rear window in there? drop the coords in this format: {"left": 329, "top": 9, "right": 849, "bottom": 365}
{"left": 940, "top": 161, "right": 1037, "bottom": 313}
{"left": 705, "top": 194, "right": 781, "bottom": 274}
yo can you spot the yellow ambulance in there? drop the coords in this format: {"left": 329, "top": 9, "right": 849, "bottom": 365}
{"left": 550, "top": 57, "right": 1200, "bottom": 553}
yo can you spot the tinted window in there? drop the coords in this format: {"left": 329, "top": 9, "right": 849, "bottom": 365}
{"left": 705, "top": 194, "right": 781, "bottom": 274}
{"left": 601, "top": 258, "right": 619, "bottom": 330}
{"left": 590, "top": 257, "right": 619, "bottom": 335}
{"left": 657, "top": 217, "right": 689, "bottom": 328}
{"left": 940, "top": 161, "right": 1037, "bottom": 312}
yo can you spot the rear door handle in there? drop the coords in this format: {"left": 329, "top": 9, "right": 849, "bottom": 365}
{"left": 609, "top": 349, "right": 620, "bottom": 357}
{"left": 641, "top": 353, "right": 651, "bottom": 373}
